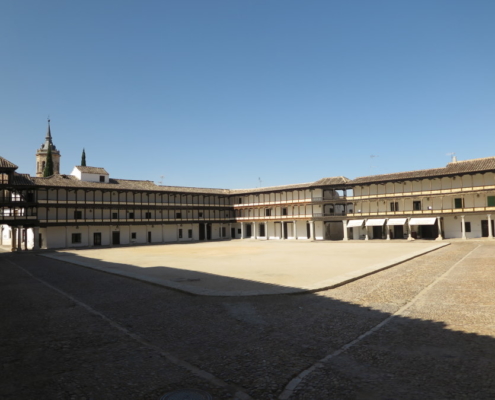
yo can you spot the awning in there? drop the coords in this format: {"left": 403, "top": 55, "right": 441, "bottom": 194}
{"left": 365, "top": 219, "right": 386, "bottom": 227}
{"left": 346, "top": 219, "right": 365, "bottom": 228}
{"left": 387, "top": 218, "right": 407, "bottom": 226}
{"left": 409, "top": 217, "right": 437, "bottom": 226}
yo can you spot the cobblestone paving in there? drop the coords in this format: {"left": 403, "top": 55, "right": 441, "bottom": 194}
{"left": 1, "top": 241, "right": 495, "bottom": 399}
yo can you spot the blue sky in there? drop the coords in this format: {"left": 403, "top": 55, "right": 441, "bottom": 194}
{"left": 1, "top": 0, "right": 494, "bottom": 189}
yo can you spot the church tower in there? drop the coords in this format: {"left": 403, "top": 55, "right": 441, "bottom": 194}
{"left": 36, "top": 119, "right": 61, "bottom": 177}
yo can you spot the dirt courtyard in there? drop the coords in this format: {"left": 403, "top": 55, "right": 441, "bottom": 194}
{"left": 43, "top": 240, "right": 448, "bottom": 295}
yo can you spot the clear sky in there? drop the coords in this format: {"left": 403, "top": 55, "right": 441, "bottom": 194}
{"left": 1, "top": 0, "right": 494, "bottom": 189}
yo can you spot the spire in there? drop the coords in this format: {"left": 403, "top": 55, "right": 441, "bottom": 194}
{"left": 40, "top": 117, "right": 57, "bottom": 151}
{"left": 46, "top": 118, "right": 52, "bottom": 140}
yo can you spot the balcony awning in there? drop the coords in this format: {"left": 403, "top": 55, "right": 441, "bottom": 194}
{"left": 365, "top": 219, "right": 386, "bottom": 227}
{"left": 387, "top": 218, "right": 407, "bottom": 226}
{"left": 346, "top": 219, "right": 365, "bottom": 228}
{"left": 409, "top": 217, "right": 437, "bottom": 226}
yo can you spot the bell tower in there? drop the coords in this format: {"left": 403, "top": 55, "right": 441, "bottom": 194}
{"left": 36, "top": 119, "right": 61, "bottom": 177}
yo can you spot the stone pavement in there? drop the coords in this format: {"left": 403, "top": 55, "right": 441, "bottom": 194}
{"left": 41, "top": 240, "right": 448, "bottom": 296}
{"left": 1, "top": 241, "right": 495, "bottom": 399}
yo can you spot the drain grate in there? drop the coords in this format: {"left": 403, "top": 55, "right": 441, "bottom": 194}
{"left": 160, "top": 389, "right": 213, "bottom": 400}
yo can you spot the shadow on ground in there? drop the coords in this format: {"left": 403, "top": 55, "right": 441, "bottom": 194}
{"left": 1, "top": 242, "right": 495, "bottom": 399}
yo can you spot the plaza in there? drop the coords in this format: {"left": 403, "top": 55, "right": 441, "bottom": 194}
{"left": 43, "top": 240, "right": 448, "bottom": 296}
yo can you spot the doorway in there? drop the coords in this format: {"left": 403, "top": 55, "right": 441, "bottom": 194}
{"left": 259, "top": 223, "right": 265, "bottom": 237}
{"left": 112, "top": 231, "right": 120, "bottom": 245}
{"left": 93, "top": 232, "right": 101, "bottom": 246}
{"left": 372, "top": 226, "right": 383, "bottom": 239}
{"left": 147, "top": 231, "right": 152, "bottom": 243}
{"left": 481, "top": 220, "right": 495, "bottom": 237}
{"left": 231, "top": 227, "right": 236, "bottom": 239}
{"left": 246, "top": 223, "right": 252, "bottom": 238}
{"left": 418, "top": 224, "right": 438, "bottom": 239}
{"left": 393, "top": 225, "right": 404, "bottom": 239}
{"left": 199, "top": 223, "right": 205, "bottom": 240}
{"left": 206, "top": 223, "right": 212, "bottom": 240}
{"left": 283, "top": 222, "right": 288, "bottom": 239}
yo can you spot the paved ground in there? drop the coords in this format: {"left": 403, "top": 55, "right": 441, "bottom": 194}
{"left": 2, "top": 240, "right": 495, "bottom": 399}
{"left": 41, "top": 240, "right": 448, "bottom": 295}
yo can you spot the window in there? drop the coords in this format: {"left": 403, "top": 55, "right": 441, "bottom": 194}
{"left": 128, "top": 212, "right": 134, "bottom": 219}
{"left": 282, "top": 208, "right": 288, "bottom": 216}
{"left": 176, "top": 212, "right": 182, "bottom": 219}
{"left": 488, "top": 196, "right": 495, "bottom": 207}
{"left": 199, "top": 212, "right": 203, "bottom": 217}
{"left": 454, "top": 198, "right": 463, "bottom": 209}
{"left": 131, "top": 232, "right": 136, "bottom": 239}
{"left": 238, "top": 198, "right": 242, "bottom": 204}
{"left": 413, "top": 201, "right": 421, "bottom": 211}
{"left": 74, "top": 210, "right": 82, "bottom": 219}
{"left": 390, "top": 202, "right": 399, "bottom": 211}
{"left": 188, "top": 229, "right": 193, "bottom": 238}
{"left": 464, "top": 222, "right": 471, "bottom": 233}
{"left": 112, "top": 212, "right": 118, "bottom": 219}
{"left": 265, "top": 209, "right": 271, "bottom": 217}
{"left": 145, "top": 212, "right": 152, "bottom": 219}
{"left": 178, "top": 229, "right": 183, "bottom": 238}
{"left": 222, "top": 227, "right": 226, "bottom": 237}
{"left": 99, "top": 176, "right": 105, "bottom": 182}
{"left": 71, "top": 233, "right": 81, "bottom": 243}
{"left": 238, "top": 228, "right": 241, "bottom": 234}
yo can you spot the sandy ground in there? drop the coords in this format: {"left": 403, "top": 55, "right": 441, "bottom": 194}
{"left": 43, "top": 240, "right": 447, "bottom": 295}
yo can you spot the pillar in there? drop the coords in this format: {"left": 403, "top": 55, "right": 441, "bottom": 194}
{"left": 461, "top": 215, "right": 466, "bottom": 240}
{"left": 241, "top": 222, "right": 244, "bottom": 240}
{"left": 281, "top": 221, "right": 285, "bottom": 240}
{"left": 253, "top": 222, "right": 257, "bottom": 240}
{"left": 364, "top": 222, "right": 369, "bottom": 240}
{"left": 435, "top": 217, "right": 443, "bottom": 241}
{"left": 23, "top": 228, "right": 28, "bottom": 251}
{"left": 204, "top": 223, "right": 208, "bottom": 241}
{"left": 310, "top": 221, "right": 315, "bottom": 240}
{"left": 343, "top": 220, "right": 348, "bottom": 241}
{"left": 386, "top": 223, "right": 390, "bottom": 240}
{"left": 17, "top": 226, "right": 23, "bottom": 251}
{"left": 265, "top": 222, "right": 269, "bottom": 240}
{"left": 294, "top": 220, "right": 298, "bottom": 240}
{"left": 488, "top": 214, "right": 493, "bottom": 239}
{"left": 11, "top": 227, "right": 16, "bottom": 252}
{"left": 228, "top": 223, "right": 232, "bottom": 239}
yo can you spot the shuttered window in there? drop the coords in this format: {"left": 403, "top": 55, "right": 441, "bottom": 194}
{"left": 488, "top": 196, "right": 495, "bottom": 207}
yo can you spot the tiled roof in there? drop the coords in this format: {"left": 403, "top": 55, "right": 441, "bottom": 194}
{"left": 75, "top": 166, "right": 109, "bottom": 174}
{"left": 12, "top": 173, "right": 35, "bottom": 186}
{"left": 230, "top": 182, "right": 313, "bottom": 194}
{"left": 311, "top": 176, "right": 351, "bottom": 186}
{"left": 0, "top": 156, "right": 18, "bottom": 170}
{"left": 351, "top": 156, "right": 495, "bottom": 184}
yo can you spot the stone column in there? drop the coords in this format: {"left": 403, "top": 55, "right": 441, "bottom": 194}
{"left": 343, "top": 220, "right": 348, "bottom": 241}
{"left": 364, "top": 222, "right": 369, "bottom": 240}
{"left": 265, "top": 222, "right": 269, "bottom": 240}
{"left": 386, "top": 223, "right": 390, "bottom": 240}
{"left": 253, "top": 222, "right": 257, "bottom": 240}
{"left": 228, "top": 223, "right": 232, "bottom": 239}
{"left": 311, "top": 221, "right": 315, "bottom": 240}
{"left": 11, "top": 227, "right": 16, "bottom": 252}
{"left": 204, "top": 224, "right": 208, "bottom": 241}
{"left": 241, "top": 222, "right": 244, "bottom": 240}
{"left": 17, "top": 226, "right": 23, "bottom": 251}
{"left": 294, "top": 220, "right": 298, "bottom": 240}
{"left": 23, "top": 228, "right": 28, "bottom": 251}
{"left": 407, "top": 218, "right": 413, "bottom": 240}
{"left": 488, "top": 214, "right": 493, "bottom": 239}
{"left": 281, "top": 221, "right": 285, "bottom": 240}
{"left": 435, "top": 217, "right": 443, "bottom": 241}
{"left": 461, "top": 215, "right": 466, "bottom": 240}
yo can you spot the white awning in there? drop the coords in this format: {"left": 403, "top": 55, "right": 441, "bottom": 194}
{"left": 347, "top": 219, "right": 365, "bottom": 228}
{"left": 365, "top": 219, "right": 386, "bottom": 227}
{"left": 409, "top": 217, "right": 437, "bottom": 226}
{"left": 387, "top": 218, "right": 407, "bottom": 226}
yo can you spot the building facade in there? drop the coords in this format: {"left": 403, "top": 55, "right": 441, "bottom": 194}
{"left": 1, "top": 128, "right": 494, "bottom": 251}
